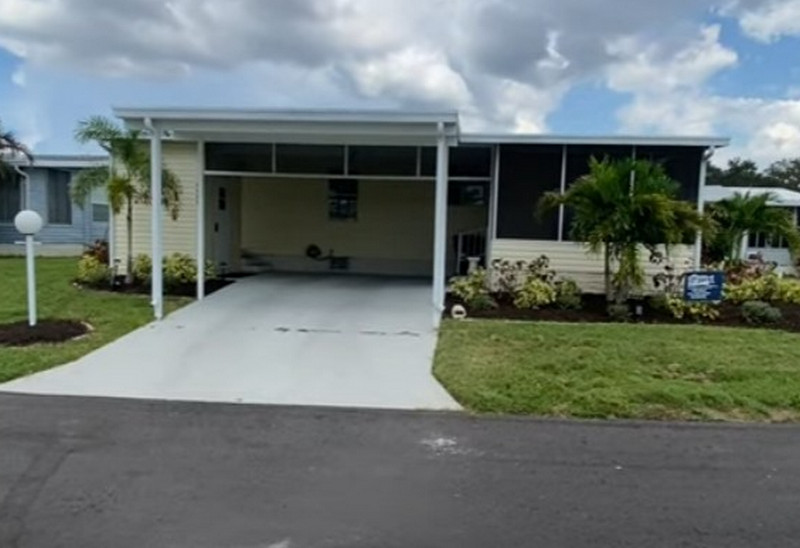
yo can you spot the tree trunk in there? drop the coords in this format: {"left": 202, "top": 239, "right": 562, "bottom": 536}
{"left": 125, "top": 198, "right": 133, "bottom": 285}
{"left": 604, "top": 243, "right": 612, "bottom": 303}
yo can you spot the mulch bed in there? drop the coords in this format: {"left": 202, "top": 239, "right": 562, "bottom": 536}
{"left": 446, "top": 294, "right": 800, "bottom": 333}
{"left": 0, "top": 319, "right": 89, "bottom": 347}
{"left": 85, "top": 278, "right": 233, "bottom": 297}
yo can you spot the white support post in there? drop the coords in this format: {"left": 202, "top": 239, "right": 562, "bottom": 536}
{"left": 196, "top": 141, "right": 206, "bottom": 300}
{"left": 486, "top": 144, "right": 500, "bottom": 266}
{"left": 693, "top": 147, "right": 711, "bottom": 269}
{"left": 433, "top": 123, "right": 450, "bottom": 327}
{"left": 150, "top": 121, "right": 164, "bottom": 320}
{"left": 25, "top": 234, "right": 36, "bottom": 327}
{"left": 107, "top": 157, "right": 116, "bottom": 268}
{"left": 557, "top": 144, "right": 567, "bottom": 241}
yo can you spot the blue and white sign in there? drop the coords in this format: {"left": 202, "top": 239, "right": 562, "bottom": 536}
{"left": 684, "top": 271, "right": 725, "bottom": 302}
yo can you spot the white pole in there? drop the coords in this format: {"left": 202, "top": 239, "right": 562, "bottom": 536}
{"left": 557, "top": 144, "right": 567, "bottom": 241}
{"left": 149, "top": 121, "right": 164, "bottom": 320}
{"left": 25, "top": 234, "right": 37, "bottom": 327}
{"left": 196, "top": 141, "right": 206, "bottom": 300}
{"left": 433, "top": 122, "right": 450, "bottom": 327}
{"left": 693, "top": 147, "right": 711, "bottom": 269}
{"left": 107, "top": 156, "right": 116, "bottom": 268}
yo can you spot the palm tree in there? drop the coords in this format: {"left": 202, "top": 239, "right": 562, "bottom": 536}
{"left": 0, "top": 120, "right": 33, "bottom": 173}
{"left": 706, "top": 192, "right": 800, "bottom": 263}
{"left": 71, "top": 115, "right": 181, "bottom": 283}
{"left": 540, "top": 157, "right": 706, "bottom": 303}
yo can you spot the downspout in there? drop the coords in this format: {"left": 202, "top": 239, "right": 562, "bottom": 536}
{"left": 13, "top": 164, "right": 31, "bottom": 210}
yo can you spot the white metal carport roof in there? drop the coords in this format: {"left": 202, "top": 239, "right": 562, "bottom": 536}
{"left": 113, "top": 107, "right": 460, "bottom": 146}
{"left": 703, "top": 185, "right": 800, "bottom": 207}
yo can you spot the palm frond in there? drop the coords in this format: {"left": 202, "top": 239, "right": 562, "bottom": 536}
{"left": 70, "top": 165, "right": 110, "bottom": 207}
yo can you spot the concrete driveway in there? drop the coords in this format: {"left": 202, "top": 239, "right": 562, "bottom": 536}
{"left": 0, "top": 275, "right": 459, "bottom": 410}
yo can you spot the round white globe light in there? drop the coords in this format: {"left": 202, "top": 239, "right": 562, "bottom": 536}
{"left": 14, "top": 210, "right": 44, "bottom": 235}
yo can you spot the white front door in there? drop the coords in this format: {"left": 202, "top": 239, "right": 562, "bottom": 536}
{"left": 208, "top": 178, "right": 233, "bottom": 272}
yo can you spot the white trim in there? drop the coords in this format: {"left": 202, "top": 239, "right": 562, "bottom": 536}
{"left": 203, "top": 170, "right": 454, "bottom": 182}
{"left": 107, "top": 156, "right": 116, "bottom": 268}
{"left": 557, "top": 144, "right": 567, "bottom": 242}
{"left": 487, "top": 144, "right": 500, "bottom": 263}
{"left": 114, "top": 107, "right": 459, "bottom": 125}
{"left": 197, "top": 140, "right": 206, "bottom": 300}
{"left": 461, "top": 133, "right": 730, "bottom": 148}
{"left": 9, "top": 155, "right": 107, "bottom": 169}
{"left": 693, "top": 147, "right": 711, "bottom": 268}
{"left": 432, "top": 122, "right": 450, "bottom": 327}
{"left": 149, "top": 122, "right": 164, "bottom": 320}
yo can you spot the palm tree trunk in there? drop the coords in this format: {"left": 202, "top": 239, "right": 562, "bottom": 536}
{"left": 604, "top": 242, "right": 612, "bottom": 302}
{"left": 125, "top": 198, "right": 133, "bottom": 285}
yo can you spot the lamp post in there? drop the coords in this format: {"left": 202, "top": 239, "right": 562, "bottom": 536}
{"left": 14, "top": 210, "right": 43, "bottom": 327}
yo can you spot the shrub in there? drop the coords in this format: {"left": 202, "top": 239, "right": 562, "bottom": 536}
{"left": 663, "top": 296, "right": 720, "bottom": 321}
{"left": 777, "top": 278, "right": 800, "bottom": 305}
{"left": 741, "top": 300, "right": 782, "bottom": 324}
{"left": 449, "top": 268, "right": 495, "bottom": 311}
{"left": 163, "top": 253, "right": 199, "bottom": 290}
{"left": 131, "top": 254, "right": 152, "bottom": 285}
{"left": 607, "top": 303, "right": 630, "bottom": 322}
{"left": 554, "top": 278, "right": 582, "bottom": 310}
{"left": 82, "top": 239, "right": 109, "bottom": 264}
{"left": 724, "top": 274, "right": 781, "bottom": 304}
{"left": 491, "top": 255, "right": 555, "bottom": 295}
{"left": 76, "top": 255, "right": 111, "bottom": 287}
{"left": 513, "top": 278, "right": 556, "bottom": 309}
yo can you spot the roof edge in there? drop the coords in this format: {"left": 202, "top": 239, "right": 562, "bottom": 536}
{"left": 113, "top": 106, "right": 460, "bottom": 125}
{"left": 461, "top": 133, "right": 730, "bottom": 148}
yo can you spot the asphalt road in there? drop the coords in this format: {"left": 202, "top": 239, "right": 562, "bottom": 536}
{"left": 1, "top": 394, "right": 799, "bottom": 547}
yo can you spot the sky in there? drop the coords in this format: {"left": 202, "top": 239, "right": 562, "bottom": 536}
{"left": 1, "top": 0, "right": 800, "bottom": 166}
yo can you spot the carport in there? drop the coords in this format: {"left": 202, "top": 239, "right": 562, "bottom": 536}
{"left": 114, "top": 108, "right": 460, "bottom": 324}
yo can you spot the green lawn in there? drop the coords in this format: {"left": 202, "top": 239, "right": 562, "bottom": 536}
{"left": 0, "top": 257, "right": 190, "bottom": 383}
{"left": 434, "top": 319, "right": 800, "bottom": 422}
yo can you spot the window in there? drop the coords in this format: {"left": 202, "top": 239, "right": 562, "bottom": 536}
{"left": 205, "top": 143, "right": 272, "bottom": 172}
{"left": 92, "top": 203, "right": 110, "bottom": 223}
{"left": 449, "top": 181, "right": 488, "bottom": 206}
{"left": 276, "top": 144, "right": 344, "bottom": 175}
{"left": 348, "top": 146, "right": 417, "bottom": 176}
{"left": 47, "top": 169, "right": 72, "bottom": 224}
{"left": 0, "top": 171, "right": 21, "bottom": 222}
{"left": 328, "top": 179, "right": 358, "bottom": 220}
{"left": 218, "top": 187, "right": 227, "bottom": 211}
{"left": 421, "top": 146, "right": 493, "bottom": 178}
{"left": 449, "top": 146, "right": 492, "bottom": 178}
{"left": 496, "top": 144, "right": 562, "bottom": 240}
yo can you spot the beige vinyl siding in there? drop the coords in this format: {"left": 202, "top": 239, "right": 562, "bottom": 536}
{"left": 113, "top": 142, "right": 199, "bottom": 272}
{"left": 490, "top": 239, "right": 694, "bottom": 293}
{"left": 240, "top": 177, "right": 434, "bottom": 275}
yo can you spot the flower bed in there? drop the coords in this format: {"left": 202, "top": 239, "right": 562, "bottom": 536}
{"left": 447, "top": 255, "right": 800, "bottom": 333}
{"left": 446, "top": 293, "right": 800, "bottom": 333}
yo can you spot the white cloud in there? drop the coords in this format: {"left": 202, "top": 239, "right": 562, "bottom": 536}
{"left": 1, "top": 0, "right": 796, "bottom": 166}
{"left": 731, "top": 0, "right": 800, "bottom": 42}
{"left": 347, "top": 47, "right": 472, "bottom": 107}
{"left": 606, "top": 25, "right": 738, "bottom": 95}
{"left": 604, "top": 23, "right": 800, "bottom": 166}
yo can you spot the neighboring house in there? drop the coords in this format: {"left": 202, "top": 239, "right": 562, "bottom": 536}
{"left": 109, "top": 107, "right": 729, "bottom": 319}
{"left": 0, "top": 155, "right": 109, "bottom": 256}
{"left": 704, "top": 185, "right": 800, "bottom": 272}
